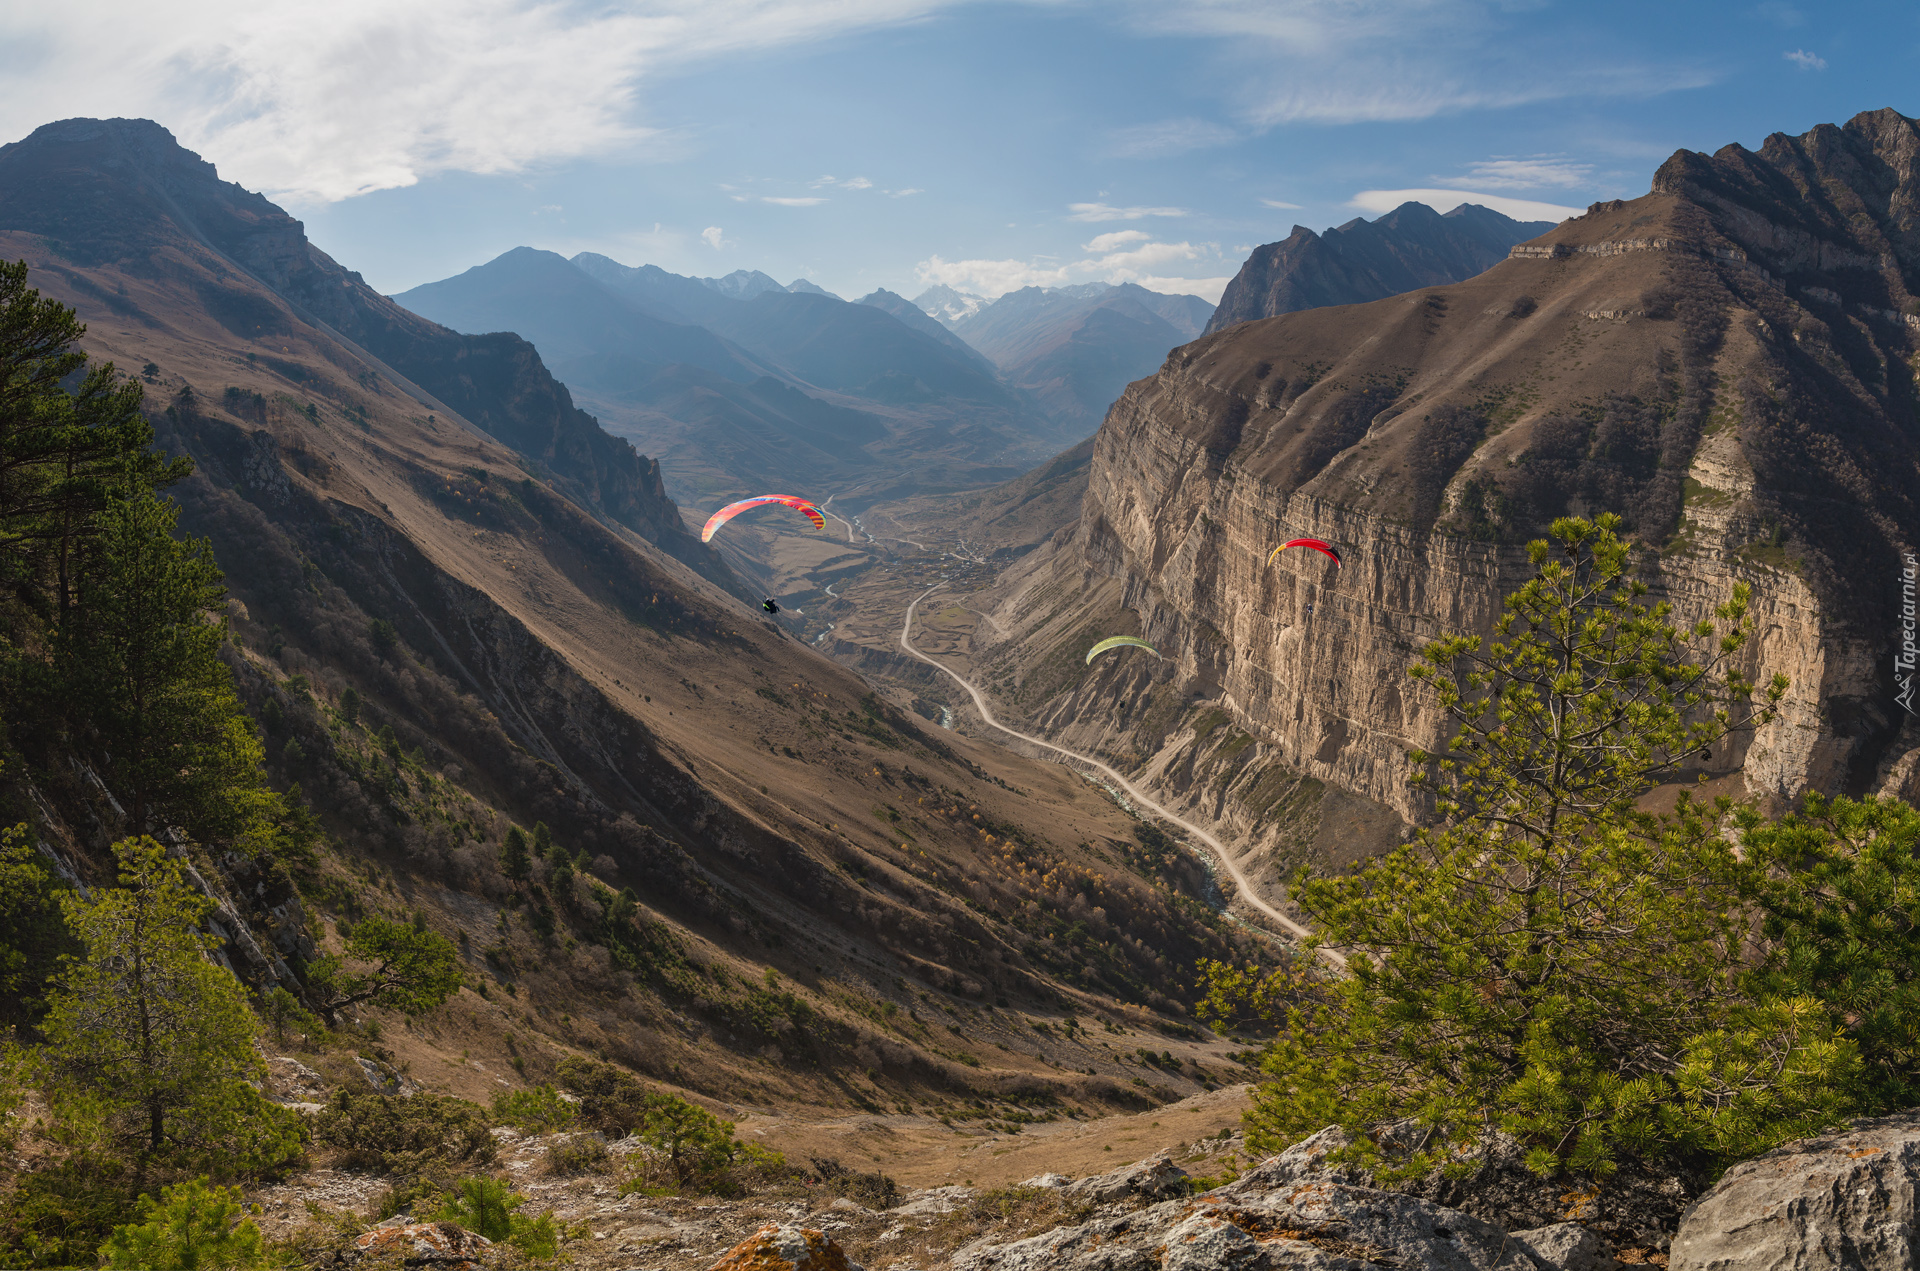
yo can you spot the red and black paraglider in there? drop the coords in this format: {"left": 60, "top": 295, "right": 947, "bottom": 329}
{"left": 1266, "top": 537, "right": 1342, "bottom": 569}
{"left": 701, "top": 495, "right": 826, "bottom": 543}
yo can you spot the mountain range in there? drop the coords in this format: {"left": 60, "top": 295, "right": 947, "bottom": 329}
{"left": 916, "top": 283, "right": 1216, "bottom": 431}
{"left": 1203, "top": 201, "right": 1556, "bottom": 333}
{"left": 395, "top": 249, "right": 1077, "bottom": 512}
{"left": 0, "top": 116, "right": 1262, "bottom": 1123}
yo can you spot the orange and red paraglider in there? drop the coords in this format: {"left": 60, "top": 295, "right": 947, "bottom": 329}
{"left": 1266, "top": 537, "right": 1342, "bottom": 568}
{"left": 700, "top": 495, "right": 826, "bottom": 543}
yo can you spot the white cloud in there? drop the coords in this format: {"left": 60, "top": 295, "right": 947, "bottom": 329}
{"left": 1067, "top": 202, "right": 1190, "bottom": 222}
{"left": 0, "top": 0, "right": 963, "bottom": 203}
{"left": 917, "top": 236, "right": 1229, "bottom": 301}
{"left": 701, "top": 225, "right": 727, "bottom": 249}
{"left": 762, "top": 195, "right": 827, "bottom": 206}
{"left": 888, "top": 187, "right": 925, "bottom": 197}
{"left": 1784, "top": 48, "right": 1826, "bottom": 71}
{"left": 0, "top": 1, "right": 1717, "bottom": 206}
{"left": 1088, "top": 240, "right": 1198, "bottom": 274}
{"left": 1082, "top": 230, "right": 1151, "bottom": 252}
{"left": 839, "top": 176, "right": 873, "bottom": 189}
{"left": 1104, "top": 117, "right": 1238, "bottom": 159}
{"left": 1442, "top": 156, "right": 1593, "bottom": 191}
{"left": 1259, "top": 198, "right": 1302, "bottom": 210}
{"left": 1350, "top": 188, "right": 1583, "bottom": 222}
{"left": 1132, "top": 274, "right": 1234, "bottom": 303}
{"left": 915, "top": 255, "right": 1073, "bottom": 295}
{"left": 1754, "top": 1, "right": 1804, "bottom": 26}
{"left": 807, "top": 174, "right": 839, "bottom": 188}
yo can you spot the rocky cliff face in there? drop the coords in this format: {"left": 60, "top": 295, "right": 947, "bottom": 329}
{"left": 991, "top": 110, "right": 1920, "bottom": 847}
{"left": 1204, "top": 202, "right": 1555, "bottom": 335}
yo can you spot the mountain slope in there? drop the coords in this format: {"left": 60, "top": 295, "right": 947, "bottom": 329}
{"left": 946, "top": 283, "right": 1215, "bottom": 431}
{"left": 862, "top": 108, "right": 1920, "bottom": 922}
{"left": 408, "top": 250, "right": 1078, "bottom": 507}
{"left": 857, "top": 287, "right": 996, "bottom": 371}
{"left": 702, "top": 290, "right": 1018, "bottom": 405}
{"left": 0, "top": 116, "right": 1269, "bottom": 1116}
{"left": 1204, "top": 201, "right": 1556, "bottom": 333}
{"left": 0, "top": 118, "right": 733, "bottom": 587}
{"left": 391, "top": 247, "right": 771, "bottom": 382}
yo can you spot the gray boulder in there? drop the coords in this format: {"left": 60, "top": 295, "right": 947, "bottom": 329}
{"left": 1507, "top": 1224, "right": 1618, "bottom": 1271}
{"left": 1670, "top": 1112, "right": 1920, "bottom": 1270}
{"left": 1063, "top": 1151, "right": 1191, "bottom": 1203}
{"left": 1161, "top": 1210, "right": 1267, "bottom": 1270}
{"left": 953, "top": 1177, "right": 1546, "bottom": 1270}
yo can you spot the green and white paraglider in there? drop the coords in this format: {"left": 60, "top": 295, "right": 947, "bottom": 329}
{"left": 1085, "top": 636, "right": 1159, "bottom": 664}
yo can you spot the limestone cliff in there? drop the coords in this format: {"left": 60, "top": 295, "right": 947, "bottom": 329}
{"left": 986, "top": 109, "right": 1920, "bottom": 856}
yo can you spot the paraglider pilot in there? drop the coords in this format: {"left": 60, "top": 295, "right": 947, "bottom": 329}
{"left": 762, "top": 598, "right": 781, "bottom": 615}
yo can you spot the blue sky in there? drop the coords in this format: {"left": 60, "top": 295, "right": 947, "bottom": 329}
{"left": 6, "top": 1, "right": 1916, "bottom": 302}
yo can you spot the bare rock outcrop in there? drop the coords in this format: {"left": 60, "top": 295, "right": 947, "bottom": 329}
{"left": 1670, "top": 1112, "right": 1920, "bottom": 1270}
{"left": 954, "top": 1132, "right": 1551, "bottom": 1271}
{"left": 709, "top": 1221, "right": 859, "bottom": 1271}
{"left": 347, "top": 1221, "right": 491, "bottom": 1268}
{"left": 1506, "top": 1224, "right": 1619, "bottom": 1271}
{"left": 1062, "top": 1151, "right": 1193, "bottom": 1204}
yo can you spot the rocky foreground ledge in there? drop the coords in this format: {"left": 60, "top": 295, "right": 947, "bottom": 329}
{"left": 691, "top": 1113, "right": 1920, "bottom": 1271}
{"left": 289, "top": 1112, "right": 1920, "bottom": 1269}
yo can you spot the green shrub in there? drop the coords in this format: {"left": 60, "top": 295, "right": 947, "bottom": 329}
{"left": 618, "top": 1090, "right": 785, "bottom": 1195}
{"left": 1737, "top": 793, "right": 1920, "bottom": 1112}
{"left": 554, "top": 1056, "right": 651, "bottom": 1135}
{"left": 0, "top": 1154, "right": 130, "bottom": 1269}
{"left": 809, "top": 1156, "right": 900, "bottom": 1208}
{"left": 311, "top": 1089, "right": 495, "bottom": 1174}
{"left": 432, "top": 1176, "right": 561, "bottom": 1258}
{"left": 258, "top": 985, "right": 326, "bottom": 1049}
{"left": 543, "top": 1132, "right": 610, "bottom": 1176}
{"left": 491, "top": 1083, "right": 576, "bottom": 1133}
{"left": 99, "top": 1177, "right": 270, "bottom": 1270}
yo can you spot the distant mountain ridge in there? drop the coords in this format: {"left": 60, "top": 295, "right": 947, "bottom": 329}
{"left": 398, "top": 248, "right": 1078, "bottom": 505}
{"left": 1203, "top": 201, "right": 1556, "bottom": 333}
{"left": 910, "top": 281, "right": 1217, "bottom": 431}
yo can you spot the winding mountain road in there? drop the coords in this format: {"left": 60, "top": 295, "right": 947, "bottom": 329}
{"left": 898, "top": 584, "right": 1334, "bottom": 959}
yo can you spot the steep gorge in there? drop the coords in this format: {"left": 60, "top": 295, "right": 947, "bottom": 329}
{"left": 943, "top": 109, "right": 1920, "bottom": 892}
{"left": 0, "top": 117, "right": 1270, "bottom": 1121}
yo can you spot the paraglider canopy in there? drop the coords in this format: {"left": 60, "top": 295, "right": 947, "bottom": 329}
{"left": 1085, "top": 636, "right": 1160, "bottom": 665}
{"left": 761, "top": 598, "right": 781, "bottom": 614}
{"left": 1267, "top": 537, "right": 1342, "bottom": 568}
{"left": 701, "top": 495, "right": 826, "bottom": 543}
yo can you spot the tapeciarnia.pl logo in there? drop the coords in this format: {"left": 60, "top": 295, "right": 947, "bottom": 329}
{"left": 1900, "top": 551, "right": 1918, "bottom": 715}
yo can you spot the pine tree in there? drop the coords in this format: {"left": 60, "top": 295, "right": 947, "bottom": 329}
{"left": 0, "top": 824, "right": 74, "bottom": 1034}
{"left": 99, "top": 1177, "right": 271, "bottom": 1270}
{"left": 32, "top": 838, "right": 303, "bottom": 1176}
{"left": 0, "top": 261, "right": 189, "bottom": 605}
{"left": 58, "top": 486, "right": 272, "bottom": 841}
{"left": 500, "top": 826, "right": 530, "bottom": 883}
{"left": 1225, "top": 516, "right": 1852, "bottom": 1177}
{"left": 304, "top": 915, "right": 462, "bottom": 1026}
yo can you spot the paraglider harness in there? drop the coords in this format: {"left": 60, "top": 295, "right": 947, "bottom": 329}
{"left": 761, "top": 598, "right": 781, "bottom": 614}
